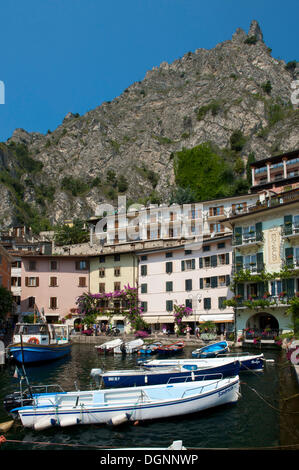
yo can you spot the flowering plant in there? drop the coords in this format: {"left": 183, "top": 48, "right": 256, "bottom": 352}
{"left": 173, "top": 304, "right": 192, "bottom": 333}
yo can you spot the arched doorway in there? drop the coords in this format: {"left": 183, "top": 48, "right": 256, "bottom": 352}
{"left": 246, "top": 312, "right": 279, "bottom": 331}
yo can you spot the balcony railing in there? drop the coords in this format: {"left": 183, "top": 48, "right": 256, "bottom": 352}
{"left": 232, "top": 232, "right": 264, "bottom": 247}
{"left": 232, "top": 294, "right": 292, "bottom": 308}
{"left": 233, "top": 263, "right": 265, "bottom": 274}
{"left": 282, "top": 223, "right": 299, "bottom": 237}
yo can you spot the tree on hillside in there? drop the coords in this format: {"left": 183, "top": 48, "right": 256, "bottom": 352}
{"left": 54, "top": 219, "right": 89, "bottom": 246}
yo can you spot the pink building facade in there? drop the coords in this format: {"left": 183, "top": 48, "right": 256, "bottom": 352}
{"left": 21, "top": 255, "right": 89, "bottom": 323}
{"left": 137, "top": 235, "right": 234, "bottom": 335}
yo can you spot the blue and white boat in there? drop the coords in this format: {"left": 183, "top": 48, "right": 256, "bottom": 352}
{"left": 139, "top": 353, "right": 265, "bottom": 372}
{"left": 9, "top": 374, "right": 240, "bottom": 430}
{"left": 91, "top": 358, "right": 240, "bottom": 388}
{"left": 192, "top": 341, "right": 229, "bottom": 358}
{"left": 137, "top": 342, "right": 163, "bottom": 355}
{"left": 8, "top": 323, "right": 72, "bottom": 364}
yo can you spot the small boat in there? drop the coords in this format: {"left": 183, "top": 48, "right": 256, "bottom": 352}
{"left": 8, "top": 375, "right": 240, "bottom": 430}
{"left": 91, "top": 358, "right": 240, "bottom": 388}
{"left": 192, "top": 341, "right": 229, "bottom": 358}
{"left": 113, "top": 338, "right": 144, "bottom": 354}
{"left": 8, "top": 323, "right": 71, "bottom": 364}
{"left": 156, "top": 341, "right": 185, "bottom": 355}
{"left": 95, "top": 338, "right": 123, "bottom": 354}
{"left": 137, "top": 342, "right": 162, "bottom": 355}
{"left": 139, "top": 353, "right": 265, "bottom": 372}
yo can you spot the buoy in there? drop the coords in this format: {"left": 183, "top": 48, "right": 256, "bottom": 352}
{"left": 0, "top": 420, "right": 14, "bottom": 433}
{"left": 133, "top": 420, "right": 139, "bottom": 426}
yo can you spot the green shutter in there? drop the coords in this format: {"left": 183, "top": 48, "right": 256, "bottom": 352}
{"left": 284, "top": 215, "right": 293, "bottom": 235}
{"left": 191, "top": 259, "right": 195, "bottom": 269}
{"left": 199, "top": 258, "right": 203, "bottom": 268}
{"left": 237, "top": 283, "right": 244, "bottom": 298}
{"left": 226, "top": 275, "right": 230, "bottom": 286}
{"left": 211, "top": 276, "right": 218, "bottom": 288}
{"left": 199, "top": 278, "right": 203, "bottom": 289}
{"left": 256, "top": 252, "right": 264, "bottom": 272}
{"left": 285, "top": 247, "right": 294, "bottom": 266}
{"left": 225, "top": 253, "right": 230, "bottom": 265}
{"left": 185, "top": 279, "right": 192, "bottom": 291}
{"left": 257, "top": 282, "right": 266, "bottom": 299}
{"left": 286, "top": 278, "right": 295, "bottom": 298}
{"left": 255, "top": 222, "right": 263, "bottom": 241}
{"left": 166, "top": 261, "right": 173, "bottom": 273}
{"left": 166, "top": 281, "right": 173, "bottom": 292}
{"left": 211, "top": 255, "right": 217, "bottom": 267}
{"left": 181, "top": 260, "right": 185, "bottom": 271}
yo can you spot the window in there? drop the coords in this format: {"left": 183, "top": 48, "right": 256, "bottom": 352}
{"left": 29, "top": 261, "right": 36, "bottom": 271}
{"left": 141, "top": 283, "right": 147, "bottom": 293}
{"left": 50, "top": 260, "right": 58, "bottom": 271}
{"left": 11, "top": 277, "right": 21, "bottom": 287}
{"left": 141, "top": 301, "right": 148, "bottom": 313}
{"left": 50, "top": 297, "right": 57, "bottom": 309}
{"left": 140, "top": 255, "right": 147, "bottom": 261}
{"left": 165, "top": 252, "right": 173, "bottom": 258}
{"left": 166, "top": 300, "right": 173, "bottom": 312}
{"left": 244, "top": 254, "right": 257, "bottom": 270}
{"left": 114, "top": 254, "right": 120, "bottom": 262}
{"left": 12, "top": 260, "right": 22, "bottom": 268}
{"left": 184, "top": 249, "right": 192, "bottom": 255}
{"left": 185, "top": 279, "right": 192, "bottom": 291}
{"left": 99, "top": 255, "right": 105, "bottom": 263}
{"left": 203, "top": 278, "right": 211, "bottom": 288}
{"left": 50, "top": 276, "right": 58, "bottom": 287}
{"left": 209, "top": 206, "right": 224, "bottom": 216}
{"left": 204, "top": 298, "right": 211, "bottom": 310}
{"left": 218, "top": 276, "right": 226, "bottom": 286}
{"left": 218, "top": 297, "right": 227, "bottom": 309}
{"left": 140, "top": 265, "right": 147, "bottom": 276}
{"left": 79, "top": 277, "right": 87, "bottom": 287}
{"left": 114, "top": 267, "right": 121, "bottom": 277}
{"left": 166, "top": 281, "right": 173, "bottom": 292}
{"left": 203, "top": 245, "right": 210, "bottom": 252}
{"left": 210, "top": 223, "right": 224, "bottom": 233}
{"left": 99, "top": 267, "right": 105, "bottom": 278}
{"left": 75, "top": 260, "right": 88, "bottom": 270}
{"left": 217, "top": 242, "right": 225, "bottom": 249}
{"left": 99, "top": 283, "right": 105, "bottom": 293}
{"left": 28, "top": 296, "right": 35, "bottom": 308}
{"left": 185, "top": 299, "right": 192, "bottom": 309}
{"left": 218, "top": 253, "right": 230, "bottom": 265}
{"left": 26, "top": 277, "right": 39, "bottom": 287}
{"left": 114, "top": 282, "right": 121, "bottom": 291}
{"left": 181, "top": 259, "right": 195, "bottom": 271}
{"left": 166, "top": 261, "right": 173, "bottom": 274}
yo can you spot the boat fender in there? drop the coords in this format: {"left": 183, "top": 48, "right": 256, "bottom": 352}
{"left": 59, "top": 416, "right": 81, "bottom": 427}
{"left": 191, "top": 371, "right": 195, "bottom": 381}
{"left": 108, "top": 413, "right": 129, "bottom": 426}
{"left": 144, "top": 376, "right": 148, "bottom": 384}
{"left": 34, "top": 416, "right": 57, "bottom": 431}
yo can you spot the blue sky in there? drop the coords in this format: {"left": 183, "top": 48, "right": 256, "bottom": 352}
{"left": 0, "top": 0, "right": 298, "bottom": 142}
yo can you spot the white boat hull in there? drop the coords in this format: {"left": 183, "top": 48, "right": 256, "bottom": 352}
{"left": 16, "top": 376, "right": 240, "bottom": 429}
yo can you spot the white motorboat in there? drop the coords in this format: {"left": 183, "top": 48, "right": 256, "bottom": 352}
{"left": 95, "top": 338, "right": 123, "bottom": 354}
{"left": 9, "top": 375, "right": 240, "bottom": 430}
{"left": 113, "top": 338, "right": 144, "bottom": 354}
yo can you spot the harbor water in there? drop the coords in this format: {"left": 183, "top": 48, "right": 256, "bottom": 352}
{"left": 0, "top": 344, "right": 298, "bottom": 451}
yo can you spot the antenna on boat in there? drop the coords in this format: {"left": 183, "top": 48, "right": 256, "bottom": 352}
{"left": 20, "top": 333, "right": 33, "bottom": 398}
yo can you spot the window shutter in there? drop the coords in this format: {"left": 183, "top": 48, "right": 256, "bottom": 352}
{"left": 211, "top": 276, "right": 218, "bottom": 288}
{"left": 25, "top": 277, "right": 28, "bottom": 286}
{"left": 234, "top": 226, "right": 242, "bottom": 245}
{"left": 185, "top": 279, "right": 192, "bottom": 291}
{"left": 199, "top": 258, "right": 203, "bottom": 268}
{"left": 191, "top": 259, "right": 195, "bottom": 269}
{"left": 237, "top": 283, "right": 244, "bottom": 298}
{"left": 225, "top": 253, "right": 230, "bottom": 264}
{"left": 211, "top": 255, "right": 217, "bottom": 267}
{"left": 256, "top": 252, "right": 264, "bottom": 272}
{"left": 166, "top": 262, "right": 173, "bottom": 273}
{"left": 286, "top": 278, "right": 295, "bottom": 298}
{"left": 181, "top": 260, "right": 185, "bottom": 271}
{"left": 36, "top": 277, "right": 39, "bottom": 287}
{"left": 255, "top": 222, "right": 263, "bottom": 241}
{"left": 235, "top": 255, "right": 243, "bottom": 272}
{"left": 226, "top": 275, "right": 230, "bottom": 286}
{"left": 199, "top": 278, "right": 203, "bottom": 289}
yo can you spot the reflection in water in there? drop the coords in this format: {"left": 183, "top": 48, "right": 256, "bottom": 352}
{"left": 0, "top": 343, "right": 289, "bottom": 450}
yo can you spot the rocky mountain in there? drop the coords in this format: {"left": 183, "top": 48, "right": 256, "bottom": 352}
{"left": 0, "top": 20, "right": 298, "bottom": 231}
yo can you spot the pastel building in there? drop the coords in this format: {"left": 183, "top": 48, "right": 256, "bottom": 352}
{"left": 20, "top": 255, "right": 89, "bottom": 323}
{"left": 224, "top": 187, "right": 299, "bottom": 345}
{"left": 137, "top": 235, "right": 234, "bottom": 334}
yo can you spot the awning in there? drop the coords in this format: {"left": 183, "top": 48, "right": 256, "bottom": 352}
{"left": 198, "top": 314, "right": 234, "bottom": 323}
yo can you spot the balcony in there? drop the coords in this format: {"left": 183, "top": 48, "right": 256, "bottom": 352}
{"left": 233, "top": 262, "right": 265, "bottom": 275}
{"left": 230, "top": 294, "right": 292, "bottom": 309}
{"left": 282, "top": 223, "right": 299, "bottom": 239}
{"left": 232, "top": 232, "right": 264, "bottom": 249}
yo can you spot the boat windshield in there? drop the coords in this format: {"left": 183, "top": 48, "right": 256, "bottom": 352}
{"left": 14, "top": 324, "right": 48, "bottom": 335}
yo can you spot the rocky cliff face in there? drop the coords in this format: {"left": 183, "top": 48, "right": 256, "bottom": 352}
{"left": 0, "top": 20, "right": 298, "bottom": 229}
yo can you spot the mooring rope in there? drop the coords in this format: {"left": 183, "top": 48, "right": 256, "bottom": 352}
{"left": 241, "top": 382, "right": 299, "bottom": 415}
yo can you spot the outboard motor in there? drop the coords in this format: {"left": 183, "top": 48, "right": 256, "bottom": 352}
{"left": 3, "top": 391, "right": 34, "bottom": 414}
